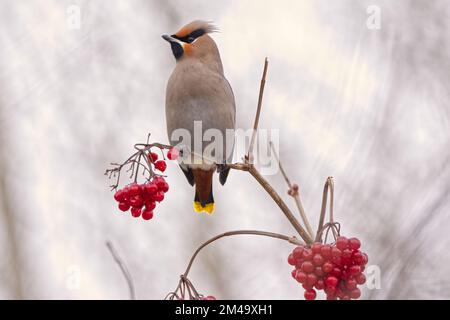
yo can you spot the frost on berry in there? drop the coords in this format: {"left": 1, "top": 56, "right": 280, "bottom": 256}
{"left": 287, "top": 237, "right": 368, "bottom": 300}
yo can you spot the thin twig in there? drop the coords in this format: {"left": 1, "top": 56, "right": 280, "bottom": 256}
{"left": 269, "top": 141, "right": 314, "bottom": 238}
{"left": 106, "top": 241, "right": 136, "bottom": 300}
{"left": 314, "top": 177, "right": 334, "bottom": 242}
{"left": 182, "top": 230, "right": 303, "bottom": 278}
{"left": 246, "top": 58, "right": 269, "bottom": 163}
{"left": 105, "top": 140, "right": 172, "bottom": 190}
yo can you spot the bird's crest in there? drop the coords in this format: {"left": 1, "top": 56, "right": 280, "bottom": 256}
{"left": 175, "top": 20, "right": 218, "bottom": 38}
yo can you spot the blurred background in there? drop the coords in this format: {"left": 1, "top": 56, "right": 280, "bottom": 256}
{"left": 1, "top": 0, "right": 449, "bottom": 299}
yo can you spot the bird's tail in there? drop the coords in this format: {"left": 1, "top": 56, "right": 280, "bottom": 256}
{"left": 192, "top": 169, "right": 215, "bottom": 214}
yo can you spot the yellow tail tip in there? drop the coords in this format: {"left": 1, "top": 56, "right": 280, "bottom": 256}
{"left": 193, "top": 201, "right": 215, "bottom": 215}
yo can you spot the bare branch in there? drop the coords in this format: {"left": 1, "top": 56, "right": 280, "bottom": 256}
{"left": 106, "top": 241, "right": 136, "bottom": 300}
{"left": 182, "top": 230, "right": 303, "bottom": 278}
{"left": 246, "top": 58, "right": 269, "bottom": 163}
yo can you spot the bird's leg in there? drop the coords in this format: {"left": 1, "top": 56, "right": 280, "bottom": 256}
{"left": 216, "top": 163, "right": 228, "bottom": 173}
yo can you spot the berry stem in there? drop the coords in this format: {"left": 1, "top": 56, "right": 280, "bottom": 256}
{"left": 314, "top": 177, "right": 335, "bottom": 242}
{"left": 182, "top": 230, "right": 303, "bottom": 278}
{"left": 133, "top": 154, "right": 141, "bottom": 183}
{"left": 105, "top": 141, "right": 172, "bottom": 189}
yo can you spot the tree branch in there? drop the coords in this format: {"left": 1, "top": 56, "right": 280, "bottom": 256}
{"left": 246, "top": 57, "right": 269, "bottom": 163}
{"left": 228, "top": 163, "right": 314, "bottom": 244}
{"left": 106, "top": 241, "right": 136, "bottom": 300}
{"left": 182, "top": 230, "right": 303, "bottom": 278}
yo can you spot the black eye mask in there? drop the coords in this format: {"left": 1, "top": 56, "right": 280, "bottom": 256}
{"left": 172, "top": 29, "right": 206, "bottom": 44}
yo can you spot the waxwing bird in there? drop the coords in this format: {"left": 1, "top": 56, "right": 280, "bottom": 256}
{"left": 162, "top": 20, "right": 236, "bottom": 215}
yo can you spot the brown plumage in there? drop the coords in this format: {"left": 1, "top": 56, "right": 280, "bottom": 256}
{"left": 162, "top": 21, "right": 236, "bottom": 214}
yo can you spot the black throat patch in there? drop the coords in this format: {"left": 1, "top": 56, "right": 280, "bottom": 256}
{"left": 170, "top": 42, "right": 184, "bottom": 60}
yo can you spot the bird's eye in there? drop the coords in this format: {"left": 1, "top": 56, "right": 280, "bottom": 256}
{"left": 187, "top": 36, "right": 195, "bottom": 43}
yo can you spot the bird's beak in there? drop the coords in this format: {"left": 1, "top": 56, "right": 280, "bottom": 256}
{"left": 162, "top": 34, "right": 182, "bottom": 44}
{"left": 162, "top": 34, "right": 173, "bottom": 42}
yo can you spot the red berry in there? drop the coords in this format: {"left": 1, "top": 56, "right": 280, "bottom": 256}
{"left": 346, "top": 279, "right": 357, "bottom": 290}
{"left": 131, "top": 207, "right": 141, "bottom": 217}
{"left": 121, "top": 187, "right": 130, "bottom": 199}
{"left": 325, "top": 276, "right": 338, "bottom": 288}
{"left": 332, "top": 256, "right": 342, "bottom": 265}
{"left": 342, "top": 249, "right": 352, "bottom": 259}
{"left": 361, "top": 253, "right": 369, "bottom": 265}
{"left": 158, "top": 181, "right": 169, "bottom": 193}
{"left": 145, "top": 183, "right": 158, "bottom": 195}
{"left": 149, "top": 152, "right": 158, "bottom": 162}
{"left": 295, "top": 271, "right": 307, "bottom": 283}
{"left": 167, "top": 147, "right": 179, "bottom": 160}
{"left": 304, "top": 289, "right": 316, "bottom": 300}
{"left": 142, "top": 209, "right": 154, "bottom": 220}
{"left": 302, "top": 249, "right": 313, "bottom": 260}
{"left": 349, "top": 288, "right": 361, "bottom": 299}
{"left": 302, "top": 283, "right": 313, "bottom": 290}
{"left": 114, "top": 189, "right": 124, "bottom": 202}
{"left": 311, "top": 242, "right": 322, "bottom": 254}
{"left": 129, "top": 195, "right": 144, "bottom": 208}
{"left": 349, "top": 265, "right": 361, "bottom": 275}
{"left": 322, "top": 262, "right": 333, "bottom": 273}
{"left": 315, "top": 280, "right": 325, "bottom": 290}
{"left": 352, "top": 251, "right": 364, "bottom": 265}
{"left": 301, "top": 261, "right": 314, "bottom": 274}
{"left": 320, "top": 245, "right": 332, "bottom": 258}
{"left": 306, "top": 274, "right": 318, "bottom": 287}
{"left": 118, "top": 202, "right": 130, "bottom": 212}
{"left": 291, "top": 269, "right": 297, "bottom": 279}
{"left": 153, "top": 191, "right": 164, "bottom": 202}
{"left": 129, "top": 183, "right": 141, "bottom": 196}
{"left": 312, "top": 254, "right": 324, "bottom": 266}
{"left": 336, "top": 237, "right": 348, "bottom": 250}
{"left": 348, "top": 237, "right": 361, "bottom": 250}
{"left": 324, "top": 286, "right": 336, "bottom": 296}
{"left": 154, "top": 160, "right": 167, "bottom": 172}
{"left": 293, "top": 246, "right": 304, "bottom": 259}
{"left": 330, "top": 268, "right": 342, "bottom": 278}
{"left": 314, "top": 267, "right": 325, "bottom": 277}
{"left": 355, "top": 273, "right": 366, "bottom": 285}
{"left": 288, "top": 254, "right": 296, "bottom": 266}
{"left": 331, "top": 247, "right": 342, "bottom": 258}
{"left": 145, "top": 201, "right": 156, "bottom": 211}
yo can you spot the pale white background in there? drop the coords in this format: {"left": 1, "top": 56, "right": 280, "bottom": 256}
{"left": 1, "top": 0, "right": 449, "bottom": 299}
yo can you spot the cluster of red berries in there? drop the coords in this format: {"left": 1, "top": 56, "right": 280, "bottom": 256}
{"left": 113, "top": 148, "right": 179, "bottom": 220}
{"left": 113, "top": 176, "right": 169, "bottom": 220}
{"left": 288, "top": 236, "right": 368, "bottom": 300}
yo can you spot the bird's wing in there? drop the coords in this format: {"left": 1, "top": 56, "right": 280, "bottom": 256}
{"left": 166, "top": 63, "right": 236, "bottom": 167}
